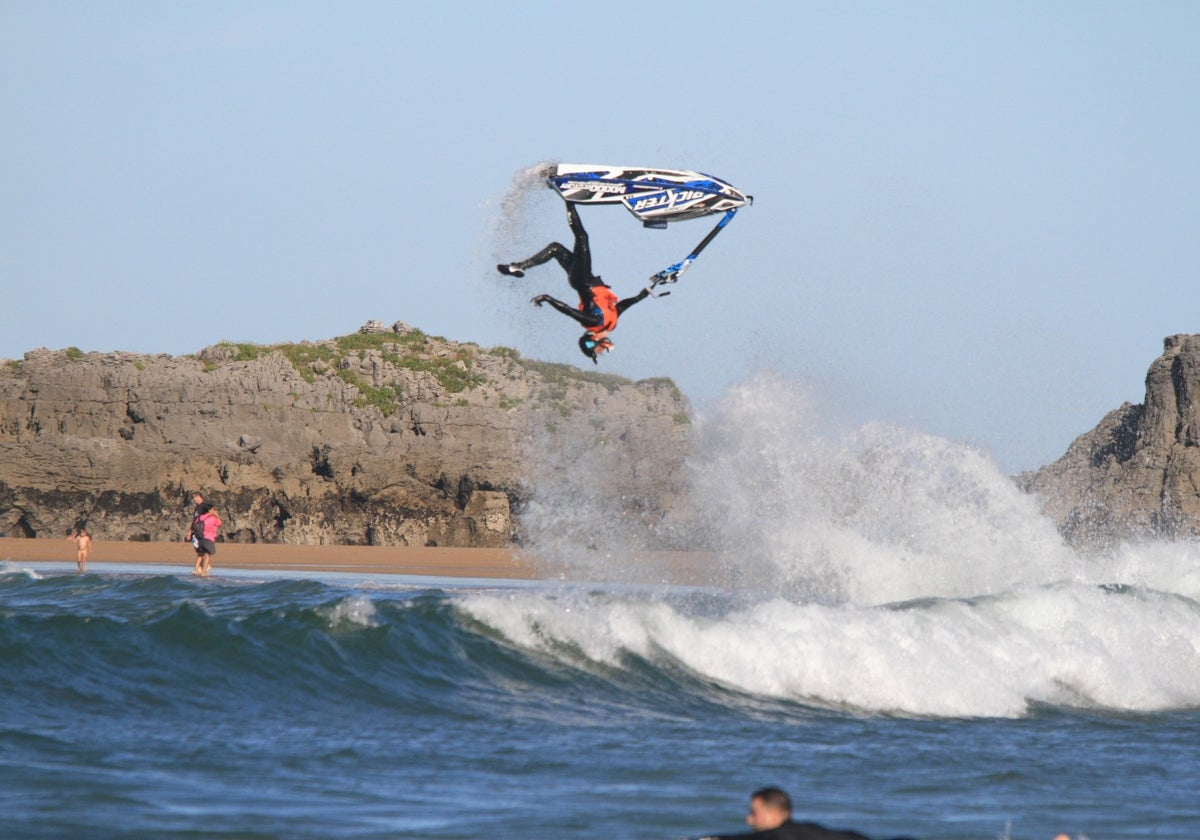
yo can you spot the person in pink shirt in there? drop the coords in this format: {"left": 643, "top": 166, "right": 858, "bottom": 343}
{"left": 191, "top": 503, "right": 222, "bottom": 577}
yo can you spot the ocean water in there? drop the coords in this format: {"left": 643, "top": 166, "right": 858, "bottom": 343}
{"left": 3, "top": 376, "right": 1200, "bottom": 839}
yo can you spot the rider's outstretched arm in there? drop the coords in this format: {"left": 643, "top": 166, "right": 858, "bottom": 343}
{"left": 531, "top": 294, "right": 604, "bottom": 328}
{"left": 615, "top": 287, "right": 651, "bottom": 316}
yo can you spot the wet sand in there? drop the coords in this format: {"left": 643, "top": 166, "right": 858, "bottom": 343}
{"left": 0, "top": 537, "right": 537, "bottom": 579}
{"left": 0, "top": 537, "right": 720, "bottom": 585}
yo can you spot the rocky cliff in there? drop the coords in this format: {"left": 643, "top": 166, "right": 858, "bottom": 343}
{"left": 0, "top": 321, "right": 692, "bottom": 548}
{"left": 1021, "top": 334, "right": 1200, "bottom": 549}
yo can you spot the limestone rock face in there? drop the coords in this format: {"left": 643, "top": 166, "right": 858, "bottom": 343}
{"left": 0, "top": 325, "right": 691, "bottom": 548}
{"left": 1021, "top": 335, "right": 1200, "bottom": 548}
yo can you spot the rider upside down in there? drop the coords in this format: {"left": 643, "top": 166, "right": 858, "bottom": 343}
{"left": 498, "top": 202, "right": 661, "bottom": 364}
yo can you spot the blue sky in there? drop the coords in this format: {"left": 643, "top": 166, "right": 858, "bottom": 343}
{"left": 3, "top": 1, "right": 1198, "bottom": 472}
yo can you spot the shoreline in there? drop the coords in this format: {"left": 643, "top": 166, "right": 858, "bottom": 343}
{"left": 0, "top": 537, "right": 721, "bottom": 586}
{"left": 0, "top": 537, "right": 537, "bottom": 579}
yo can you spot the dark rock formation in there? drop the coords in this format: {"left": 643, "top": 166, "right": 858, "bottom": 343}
{"left": 1021, "top": 334, "right": 1200, "bottom": 549}
{"left": 0, "top": 322, "right": 691, "bottom": 547}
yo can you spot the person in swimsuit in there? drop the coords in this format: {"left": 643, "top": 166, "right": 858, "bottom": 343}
{"left": 69, "top": 528, "right": 92, "bottom": 573}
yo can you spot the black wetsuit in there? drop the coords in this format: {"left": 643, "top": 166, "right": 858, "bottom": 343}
{"left": 702, "top": 819, "right": 874, "bottom": 840}
{"left": 509, "top": 203, "right": 650, "bottom": 329}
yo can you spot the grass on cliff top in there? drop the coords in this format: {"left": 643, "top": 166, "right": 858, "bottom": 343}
{"left": 491, "top": 345, "right": 681, "bottom": 397}
{"left": 211, "top": 331, "right": 484, "bottom": 412}
{"left": 206, "top": 333, "right": 681, "bottom": 412}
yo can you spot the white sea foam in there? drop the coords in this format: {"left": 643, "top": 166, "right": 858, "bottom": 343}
{"left": 321, "top": 595, "right": 378, "bottom": 630}
{"left": 0, "top": 561, "right": 41, "bottom": 580}
{"left": 482, "top": 372, "right": 1200, "bottom": 717}
{"left": 462, "top": 577, "right": 1200, "bottom": 717}
{"left": 686, "top": 372, "right": 1086, "bottom": 605}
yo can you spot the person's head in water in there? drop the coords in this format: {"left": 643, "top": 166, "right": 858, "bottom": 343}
{"left": 746, "top": 787, "right": 792, "bottom": 831}
{"left": 577, "top": 333, "right": 613, "bottom": 364}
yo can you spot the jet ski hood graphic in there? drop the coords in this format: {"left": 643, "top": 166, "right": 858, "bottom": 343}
{"left": 548, "top": 164, "right": 752, "bottom": 226}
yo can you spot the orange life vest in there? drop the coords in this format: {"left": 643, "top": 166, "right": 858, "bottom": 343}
{"left": 580, "top": 285, "right": 619, "bottom": 338}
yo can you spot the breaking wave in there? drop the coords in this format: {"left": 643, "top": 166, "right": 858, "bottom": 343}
{"left": 486, "top": 372, "right": 1200, "bottom": 717}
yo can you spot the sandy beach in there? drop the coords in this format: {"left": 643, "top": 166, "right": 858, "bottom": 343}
{"left": 0, "top": 537, "right": 720, "bottom": 585}
{"left": 0, "top": 537, "right": 537, "bottom": 579}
